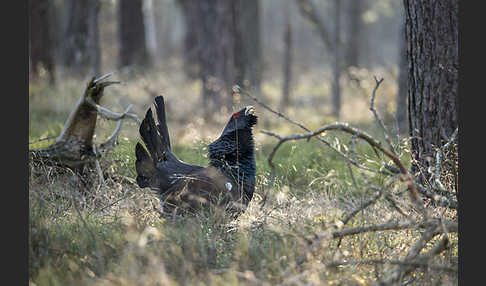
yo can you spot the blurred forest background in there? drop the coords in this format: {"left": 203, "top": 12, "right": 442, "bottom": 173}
{"left": 29, "top": 1, "right": 459, "bottom": 285}
{"left": 29, "top": 0, "right": 407, "bottom": 139}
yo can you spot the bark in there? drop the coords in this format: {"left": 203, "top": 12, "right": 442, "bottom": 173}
{"left": 118, "top": 0, "right": 149, "bottom": 68}
{"left": 29, "top": 0, "right": 56, "bottom": 84}
{"left": 403, "top": 0, "right": 458, "bottom": 183}
{"left": 396, "top": 10, "right": 408, "bottom": 135}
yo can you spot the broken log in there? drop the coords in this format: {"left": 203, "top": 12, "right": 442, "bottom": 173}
{"left": 29, "top": 73, "right": 140, "bottom": 173}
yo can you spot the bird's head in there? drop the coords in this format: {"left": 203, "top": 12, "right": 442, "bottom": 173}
{"left": 221, "top": 106, "right": 258, "bottom": 135}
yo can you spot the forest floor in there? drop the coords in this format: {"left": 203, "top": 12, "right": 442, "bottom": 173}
{"left": 28, "top": 65, "right": 457, "bottom": 285}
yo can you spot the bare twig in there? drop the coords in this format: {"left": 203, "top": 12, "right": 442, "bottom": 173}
{"left": 260, "top": 123, "right": 427, "bottom": 218}
{"left": 237, "top": 85, "right": 391, "bottom": 178}
{"left": 345, "top": 135, "right": 359, "bottom": 190}
{"left": 431, "top": 128, "right": 458, "bottom": 192}
{"left": 295, "top": 219, "right": 456, "bottom": 267}
{"left": 369, "top": 76, "right": 397, "bottom": 155}
{"left": 375, "top": 234, "right": 450, "bottom": 285}
{"left": 328, "top": 258, "right": 456, "bottom": 274}
{"left": 93, "top": 145, "right": 105, "bottom": 185}
{"left": 415, "top": 183, "right": 457, "bottom": 209}
{"left": 329, "top": 219, "right": 456, "bottom": 239}
{"left": 86, "top": 97, "right": 140, "bottom": 124}
{"left": 29, "top": 135, "right": 57, "bottom": 145}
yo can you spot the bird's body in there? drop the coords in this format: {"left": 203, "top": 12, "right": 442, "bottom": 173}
{"left": 135, "top": 96, "right": 257, "bottom": 218}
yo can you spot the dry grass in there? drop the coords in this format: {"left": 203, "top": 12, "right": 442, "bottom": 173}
{"left": 29, "top": 67, "right": 457, "bottom": 285}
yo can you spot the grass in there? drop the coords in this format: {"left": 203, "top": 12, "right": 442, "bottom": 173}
{"left": 28, "top": 70, "right": 457, "bottom": 285}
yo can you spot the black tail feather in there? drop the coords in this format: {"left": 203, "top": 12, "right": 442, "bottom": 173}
{"left": 139, "top": 108, "right": 166, "bottom": 163}
{"left": 135, "top": 142, "right": 155, "bottom": 188}
{"left": 136, "top": 96, "right": 173, "bottom": 189}
{"left": 154, "top": 96, "right": 171, "bottom": 150}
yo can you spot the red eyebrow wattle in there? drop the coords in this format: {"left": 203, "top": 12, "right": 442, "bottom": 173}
{"left": 232, "top": 112, "right": 241, "bottom": 116}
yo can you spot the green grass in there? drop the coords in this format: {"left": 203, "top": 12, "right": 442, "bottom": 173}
{"left": 29, "top": 133, "right": 453, "bottom": 285}
{"left": 28, "top": 76, "right": 457, "bottom": 286}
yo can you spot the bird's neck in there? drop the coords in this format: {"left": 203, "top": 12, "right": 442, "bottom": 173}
{"left": 209, "top": 131, "right": 256, "bottom": 178}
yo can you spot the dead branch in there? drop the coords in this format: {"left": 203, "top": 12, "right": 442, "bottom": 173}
{"left": 431, "top": 128, "right": 458, "bottom": 192}
{"left": 327, "top": 258, "right": 456, "bottom": 274}
{"left": 369, "top": 76, "right": 397, "bottom": 155}
{"left": 30, "top": 73, "right": 139, "bottom": 173}
{"left": 236, "top": 86, "right": 393, "bottom": 185}
{"left": 293, "top": 218, "right": 455, "bottom": 268}
{"left": 329, "top": 219, "right": 456, "bottom": 239}
{"left": 375, "top": 234, "right": 450, "bottom": 285}
{"left": 245, "top": 74, "right": 457, "bottom": 283}
{"left": 260, "top": 123, "right": 427, "bottom": 217}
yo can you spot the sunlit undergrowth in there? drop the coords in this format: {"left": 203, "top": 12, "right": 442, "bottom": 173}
{"left": 29, "top": 70, "right": 456, "bottom": 285}
{"left": 29, "top": 132, "right": 456, "bottom": 285}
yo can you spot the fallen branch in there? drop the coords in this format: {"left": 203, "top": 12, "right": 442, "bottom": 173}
{"left": 236, "top": 86, "right": 393, "bottom": 185}
{"left": 369, "top": 76, "right": 397, "bottom": 155}
{"left": 260, "top": 123, "right": 427, "bottom": 217}
{"left": 30, "top": 73, "right": 139, "bottom": 173}
{"left": 431, "top": 128, "right": 458, "bottom": 193}
{"left": 327, "top": 258, "right": 456, "bottom": 274}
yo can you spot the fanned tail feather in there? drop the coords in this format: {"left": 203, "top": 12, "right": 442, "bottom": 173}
{"left": 135, "top": 96, "right": 172, "bottom": 188}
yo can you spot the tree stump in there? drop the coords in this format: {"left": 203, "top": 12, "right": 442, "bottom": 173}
{"left": 29, "top": 73, "right": 140, "bottom": 179}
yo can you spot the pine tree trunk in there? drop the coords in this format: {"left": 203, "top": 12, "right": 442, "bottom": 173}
{"left": 29, "top": 0, "right": 56, "bottom": 84}
{"left": 404, "top": 0, "right": 458, "bottom": 182}
{"left": 199, "top": 0, "right": 237, "bottom": 115}
{"left": 396, "top": 9, "right": 408, "bottom": 135}
{"left": 178, "top": 0, "right": 201, "bottom": 79}
{"left": 331, "top": 0, "right": 341, "bottom": 119}
{"left": 179, "top": 0, "right": 244, "bottom": 118}
{"left": 118, "top": 0, "right": 149, "bottom": 68}
{"left": 234, "top": 0, "right": 262, "bottom": 94}
{"left": 62, "top": 0, "right": 101, "bottom": 77}
{"left": 280, "top": 1, "right": 293, "bottom": 112}
{"left": 344, "top": 0, "right": 362, "bottom": 69}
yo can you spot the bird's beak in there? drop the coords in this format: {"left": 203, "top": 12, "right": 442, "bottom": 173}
{"left": 245, "top": 106, "right": 255, "bottom": 116}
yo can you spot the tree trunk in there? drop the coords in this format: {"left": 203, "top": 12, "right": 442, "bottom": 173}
{"left": 234, "top": 0, "right": 262, "bottom": 94}
{"left": 199, "top": 0, "right": 236, "bottom": 116}
{"left": 143, "top": 0, "right": 158, "bottom": 62}
{"left": 331, "top": 0, "right": 341, "bottom": 119}
{"left": 344, "top": 0, "right": 363, "bottom": 69}
{"left": 179, "top": 0, "right": 244, "bottom": 119}
{"left": 178, "top": 0, "right": 201, "bottom": 79}
{"left": 396, "top": 9, "right": 408, "bottom": 135}
{"left": 89, "top": 0, "right": 101, "bottom": 76}
{"left": 118, "top": 0, "right": 149, "bottom": 69}
{"left": 61, "top": 0, "right": 101, "bottom": 77}
{"left": 403, "top": 0, "right": 458, "bottom": 183}
{"left": 280, "top": 2, "right": 293, "bottom": 112}
{"left": 296, "top": 0, "right": 342, "bottom": 119}
{"left": 29, "top": 0, "right": 56, "bottom": 84}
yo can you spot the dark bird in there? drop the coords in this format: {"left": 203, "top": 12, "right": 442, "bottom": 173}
{"left": 135, "top": 96, "right": 258, "bottom": 218}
